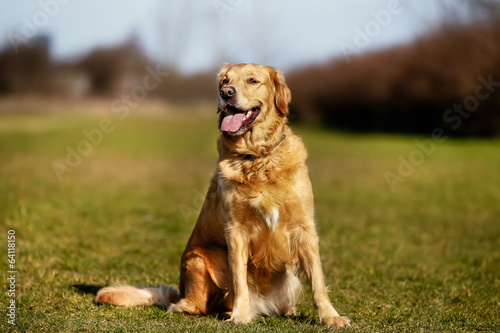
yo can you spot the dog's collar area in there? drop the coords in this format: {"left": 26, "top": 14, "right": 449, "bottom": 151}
{"left": 237, "top": 134, "right": 287, "bottom": 160}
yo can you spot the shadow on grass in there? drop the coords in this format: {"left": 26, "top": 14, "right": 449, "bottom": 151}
{"left": 71, "top": 284, "right": 103, "bottom": 296}
{"left": 288, "top": 314, "right": 319, "bottom": 326}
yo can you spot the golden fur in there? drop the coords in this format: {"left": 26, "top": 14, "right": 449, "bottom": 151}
{"left": 95, "top": 63, "right": 350, "bottom": 328}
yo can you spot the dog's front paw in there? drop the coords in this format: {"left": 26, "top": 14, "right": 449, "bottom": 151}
{"left": 227, "top": 311, "right": 252, "bottom": 324}
{"left": 321, "top": 315, "right": 351, "bottom": 328}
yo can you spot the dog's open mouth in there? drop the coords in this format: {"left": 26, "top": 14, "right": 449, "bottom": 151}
{"left": 220, "top": 106, "right": 260, "bottom": 133}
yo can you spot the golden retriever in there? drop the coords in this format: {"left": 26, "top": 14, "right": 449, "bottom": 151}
{"left": 95, "top": 63, "right": 350, "bottom": 328}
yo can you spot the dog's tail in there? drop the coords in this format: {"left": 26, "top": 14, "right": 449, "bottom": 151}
{"left": 95, "top": 285, "right": 180, "bottom": 308}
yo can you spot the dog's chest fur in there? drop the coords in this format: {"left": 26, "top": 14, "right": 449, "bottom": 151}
{"left": 216, "top": 138, "right": 311, "bottom": 278}
{"left": 217, "top": 139, "right": 305, "bottom": 233}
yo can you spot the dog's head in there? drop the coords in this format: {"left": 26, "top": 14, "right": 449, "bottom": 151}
{"left": 217, "top": 63, "right": 291, "bottom": 136}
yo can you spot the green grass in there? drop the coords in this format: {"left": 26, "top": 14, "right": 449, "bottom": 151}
{"left": 0, "top": 109, "right": 499, "bottom": 332}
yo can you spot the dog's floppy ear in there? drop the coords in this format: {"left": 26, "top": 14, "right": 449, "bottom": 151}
{"left": 272, "top": 68, "right": 291, "bottom": 116}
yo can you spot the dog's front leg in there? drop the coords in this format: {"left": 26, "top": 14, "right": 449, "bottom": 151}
{"left": 226, "top": 224, "right": 252, "bottom": 324}
{"left": 296, "top": 224, "right": 350, "bottom": 328}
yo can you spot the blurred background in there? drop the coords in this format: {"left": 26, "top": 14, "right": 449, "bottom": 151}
{"left": 1, "top": 0, "right": 499, "bottom": 136}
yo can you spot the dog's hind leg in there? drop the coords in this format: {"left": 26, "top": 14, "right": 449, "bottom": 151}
{"left": 168, "top": 249, "right": 230, "bottom": 315}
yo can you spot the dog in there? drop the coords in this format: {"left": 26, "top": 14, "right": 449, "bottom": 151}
{"left": 95, "top": 63, "right": 350, "bottom": 328}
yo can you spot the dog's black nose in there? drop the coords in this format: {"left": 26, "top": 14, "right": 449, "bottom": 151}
{"left": 220, "top": 86, "right": 236, "bottom": 100}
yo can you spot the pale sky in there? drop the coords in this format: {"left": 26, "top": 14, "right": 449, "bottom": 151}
{"left": 0, "top": 0, "right": 469, "bottom": 74}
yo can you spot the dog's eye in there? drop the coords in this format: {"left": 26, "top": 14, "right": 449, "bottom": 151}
{"left": 222, "top": 79, "right": 229, "bottom": 85}
{"left": 247, "top": 78, "right": 259, "bottom": 84}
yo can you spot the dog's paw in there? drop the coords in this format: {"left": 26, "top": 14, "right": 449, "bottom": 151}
{"left": 167, "top": 303, "right": 183, "bottom": 313}
{"left": 167, "top": 298, "right": 198, "bottom": 314}
{"left": 284, "top": 306, "right": 296, "bottom": 316}
{"left": 227, "top": 312, "right": 252, "bottom": 324}
{"left": 321, "top": 315, "right": 351, "bottom": 328}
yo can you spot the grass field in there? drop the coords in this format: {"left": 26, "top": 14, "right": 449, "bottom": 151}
{"left": 1, "top": 107, "right": 499, "bottom": 332}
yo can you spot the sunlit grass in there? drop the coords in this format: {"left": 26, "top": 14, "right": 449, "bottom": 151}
{"left": 1, "top": 110, "right": 499, "bottom": 332}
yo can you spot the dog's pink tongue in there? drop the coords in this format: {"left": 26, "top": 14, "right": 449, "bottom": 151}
{"left": 221, "top": 113, "right": 245, "bottom": 132}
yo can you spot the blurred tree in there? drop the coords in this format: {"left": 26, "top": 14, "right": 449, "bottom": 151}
{"left": 0, "top": 35, "right": 51, "bottom": 95}
{"left": 287, "top": 17, "right": 500, "bottom": 137}
{"left": 74, "top": 35, "right": 149, "bottom": 95}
